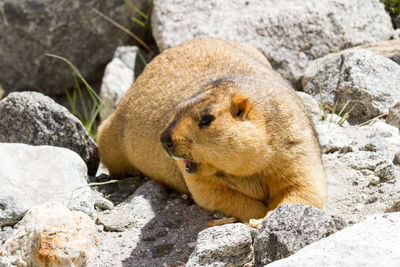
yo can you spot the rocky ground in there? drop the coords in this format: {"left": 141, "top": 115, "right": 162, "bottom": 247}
{"left": 1, "top": 0, "right": 400, "bottom": 266}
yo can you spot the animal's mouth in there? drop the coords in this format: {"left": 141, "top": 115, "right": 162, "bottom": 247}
{"left": 183, "top": 159, "right": 197, "bottom": 174}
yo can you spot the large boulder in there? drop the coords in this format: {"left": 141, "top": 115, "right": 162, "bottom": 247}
{"left": 152, "top": 0, "right": 393, "bottom": 88}
{"left": 304, "top": 50, "right": 400, "bottom": 124}
{"left": 268, "top": 212, "right": 400, "bottom": 266}
{"left": 253, "top": 205, "right": 346, "bottom": 266}
{"left": 1, "top": 202, "right": 98, "bottom": 267}
{"left": 0, "top": 91, "right": 98, "bottom": 175}
{"left": 0, "top": 0, "right": 148, "bottom": 96}
{"left": 0, "top": 143, "right": 95, "bottom": 227}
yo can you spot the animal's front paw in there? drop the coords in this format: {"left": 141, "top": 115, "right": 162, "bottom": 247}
{"left": 248, "top": 218, "right": 263, "bottom": 228}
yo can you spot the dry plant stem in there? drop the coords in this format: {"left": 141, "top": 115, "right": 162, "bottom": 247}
{"left": 358, "top": 113, "right": 388, "bottom": 127}
{"left": 91, "top": 8, "right": 151, "bottom": 52}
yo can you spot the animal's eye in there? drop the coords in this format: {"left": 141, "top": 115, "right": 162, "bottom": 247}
{"left": 199, "top": 114, "right": 215, "bottom": 127}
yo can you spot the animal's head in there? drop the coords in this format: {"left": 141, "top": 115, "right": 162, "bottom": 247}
{"left": 160, "top": 81, "right": 271, "bottom": 176}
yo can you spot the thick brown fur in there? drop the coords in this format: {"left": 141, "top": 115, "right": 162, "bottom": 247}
{"left": 97, "top": 38, "right": 326, "bottom": 223}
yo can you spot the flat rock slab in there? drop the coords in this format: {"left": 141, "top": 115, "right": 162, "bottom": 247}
{"left": 152, "top": 0, "right": 393, "bottom": 88}
{"left": 268, "top": 212, "right": 400, "bottom": 267}
{"left": 0, "top": 91, "right": 98, "bottom": 175}
{"left": 0, "top": 143, "right": 95, "bottom": 227}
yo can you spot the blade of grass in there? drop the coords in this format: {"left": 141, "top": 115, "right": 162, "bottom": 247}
{"left": 91, "top": 7, "right": 151, "bottom": 52}
{"left": 137, "top": 49, "right": 148, "bottom": 66}
{"left": 68, "top": 178, "right": 136, "bottom": 207}
{"left": 132, "top": 17, "right": 146, "bottom": 28}
{"left": 123, "top": 0, "right": 148, "bottom": 19}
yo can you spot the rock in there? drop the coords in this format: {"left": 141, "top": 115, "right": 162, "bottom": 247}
{"left": 0, "top": 143, "right": 95, "bottom": 227}
{"left": 0, "top": 92, "right": 99, "bottom": 175}
{"left": 302, "top": 39, "right": 400, "bottom": 88}
{"left": 99, "top": 46, "right": 137, "bottom": 120}
{"left": 394, "top": 14, "right": 400, "bottom": 29}
{"left": 267, "top": 212, "right": 400, "bottom": 267}
{"left": 315, "top": 119, "right": 354, "bottom": 153}
{"left": 367, "top": 120, "right": 399, "bottom": 138}
{"left": 97, "top": 181, "right": 168, "bottom": 232}
{"left": 1, "top": 202, "right": 98, "bottom": 267}
{"left": 304, "top": 50, "right": 400, "bottom": 124}
{"left": 296, "top": 92, "right": 321, "bottom": 120}
{"left": 186, "top": 223, "right": 255, "bottom": 267}
{"left": 374, "top": 162, "right": 397, "bottom": 182}
{"left": 152, "top": 0, "right": 393, "bottom": 88}
{"left": 0, "top": 258, "right": 12, "bottom": 267}
{"left": 393, "top": 152, "right": 400, "bottom": 165}
{"left": 386, "top": 102, "right": 400, "bottom": 129}
{"left": 253, "top": 205, "right": 346, "bottom": 266}
{"left": 324, "top": 149, "right": 400, "bottom": 223}
{"left": 0, "top": 84, "right": 4, "bottom": 100}
{"left": 0, "top": 0, "right": 149, "bottom": 96}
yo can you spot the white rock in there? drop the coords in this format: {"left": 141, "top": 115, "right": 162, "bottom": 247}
{"left": 366, "top": 120, "right": 399, "bottom": 138}
{"left": 100, "top": 46, "right": 137, "bottom": 120}
{"left": 268, "top": 212, "right": 400, "bottom": 267}
{"left": 152, "top": 0, "right": 393, "bottom": 88}
{"left": 315, "top": 119, "right": 353, "bottom": 153}
{"left": 0, "top": 143, "right": 95, "bottom": 227}
{"left": 1, "top": 202, "right": 98, "bottom": 267}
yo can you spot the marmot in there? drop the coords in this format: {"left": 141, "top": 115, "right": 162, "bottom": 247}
{"left": 97, "top": 38, "right": 326, "bottom": 224}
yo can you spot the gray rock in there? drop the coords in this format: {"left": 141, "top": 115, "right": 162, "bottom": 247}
{"left": 0, "top": 0, "right": 148, "bottom": 96}
{"left": 97, "top": 180, "right": 168, "bottom": 232}
{"left": 386, "top": 102, "right": 400, "bottom": 129}
{"left": 315, "top": 118, "right": 353, "bottom": 153}
{"left": 374, "top": 162, "right": 397, "bottom": 182}
{"left": 253, "top": 205, "right": 346, "bottom": 266}
{"left": 100, "top": 46, "right": 137, "bottom": 120}
{"left": 302, "top": 39, "right": 400, "bottom": 88}
{"left": 1, "top": 202, "right": 98, "bottom": 267}
{"left": 187, "top": 223, "right": 255, "bottom": 267}
{"left": 0, "top": 143, "right": 95, "bottom": 227}
{"left": 0, "top": 92, "right": 98, "bottom": 175}
{"left": 268, "top": 212, "right": 400, "bottom": 267}
{"left": 152, "top": 0, "right": 393, "bottom": 88}
{"left": 304, "top": 50, "right": 400, "bottom": 124}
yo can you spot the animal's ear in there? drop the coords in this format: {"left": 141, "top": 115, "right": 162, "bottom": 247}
{"left": 231, "top": 95, "right": 250, "bottom": 119}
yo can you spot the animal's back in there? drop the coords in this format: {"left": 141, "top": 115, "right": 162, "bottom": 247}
{"left": 97, "top": 38, "right": 275, "bottom": 192}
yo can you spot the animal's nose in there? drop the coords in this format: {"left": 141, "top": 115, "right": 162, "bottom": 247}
{"left": 160, "top": 130, "right": 174, "bottom": 154}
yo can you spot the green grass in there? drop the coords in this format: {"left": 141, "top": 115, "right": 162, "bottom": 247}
{"left": 46, "top": 54, "right": 110, "bottom": 139}
{"left": 381, "top": 0, "right": 400, "bottom": 15}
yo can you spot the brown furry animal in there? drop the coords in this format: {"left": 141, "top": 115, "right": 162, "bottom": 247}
{"left": 97, "top": 38, "right": 326, "bottom": 224}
